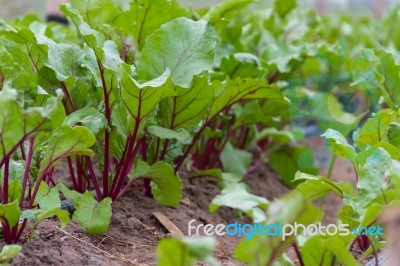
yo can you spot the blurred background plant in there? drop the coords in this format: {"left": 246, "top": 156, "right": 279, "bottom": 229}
{"left": 1, "top": 0, "right": 398, "bottom": 20}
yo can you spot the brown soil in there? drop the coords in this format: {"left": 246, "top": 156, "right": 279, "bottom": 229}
{"left": 9, "top": 164, "right": 289, "bottom": 266}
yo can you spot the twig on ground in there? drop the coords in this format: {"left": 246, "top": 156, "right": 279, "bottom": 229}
{"left": 153, "top": 212, "right": 184, "bottom": 237}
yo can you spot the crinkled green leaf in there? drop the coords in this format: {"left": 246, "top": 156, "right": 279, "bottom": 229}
{"left": 355, "top": 109, "right": 398, "bottom": 147}
{"left": 358, "top": 148, "right": 392, "bottom": 207}
{"left": 321, "top": 129, "right": 356, "bottom": 161}
{"left": 34, "top": 182, "right": 61, "bottom": 210}
{"left": 274, "top": 0, "right": 297, "bottom": 17}
{"left": 210, "top": 183, "right": 268, "bottom": 216}
{"left": 269, "top": 146, "right": 318, "bottom": 187}
{"left": 73, "top": 192, "right": 112, "bottom": 234}
{"left": 220, "top": 142, "right": 252, "bottom": 176}
{"left": 120, "top": 68, "right": 174, "bottom": 133}
{"left": 210, "top": 78, "right": 284, "bottom": 119}
{"left": 0, "top": 38, "right": 37, "bottom": 92}
{"left": 256, "top": 127, "right": 296, "bottom": 145}
{"left": 115, "top": 0, "right": 188, "bottom": 50}
{"left": 36, "top": 35, "right": 85, "bottom": 81}
{"left": 219, "top": 53, "right": 264, "bottom": 79}
{"left": 137, "top": 18, "right": 217, "bottom": 87}
{"left": 61, "top": 5, "right": 123, "bottom": 91}
{"left": 24, "top": 208, "right": 70, "bottom": 230}
{"left": 0, "top": 86, "right": 63, "bottom": 170}
{"left": 0, "top": 201, "right": 20, "bottom": 228}
{"left": 159, "top": 75, "right": 214, "bottom": 131}
{"left": 0, "top": 245, "right": 22, "bottom": 263}
{"left": 1, "top": 160, "right": 25, "bottom": 183}
{"left": 294, "top": 172, "right": 355, "bottom": 199}
{"left": 64, "top": 107, "right": 107, "bottom": 135}
{"left": 131, "top": 160, "right": 182, "bottom": 207}
{"left": 39, "top": 125, "right": 96, "bottom": 175}
{"left": 147, "top": 126, "right": 191, "bottom": 143}
{"left": 204, "top": 0, "right": 252, "bottom": 20}
{"left": 387, "top": 122, "right": 400, "bottom": 147}
{"left": 70, "top": 0, "right": 122, "bottom": 29}
{"left": 371, "top": 50, "right": 400, "bottom": 109}
{"left": 55, "top": 183, "right": 83, "bottom": 203}
{"left": 338, "top": 204, "right": 359, "bottom": 230}
{"left": 357, "top": 141, "right": 400, "bottom": 164}
{"left": 234, "top": 191, "right": 323, "bottom": 265}
{"left": 301, "top": 236, "right": 358, "bottom": 266}
{"left": 7, "top": 179, "right": 21, "bottom": 203}
{"left": 61, "top": 5, "right": 105, "bottom": 52}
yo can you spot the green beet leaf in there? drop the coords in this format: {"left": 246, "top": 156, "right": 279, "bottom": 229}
{"left": 355, "top": 109, "right": 398, "bottom": 147}
{"left": 131, "top": 160, "right": 182, "bottom": 207}
{"left": 387, "top": 122, "right": 400, "bottom": 147}
{"left": 210, "top": 183, "right": 268, "bottom": 216}
{"left": 115, "top": 0, "right": 188, "bottom": 50}
{"left": 73, "top": 192, "right": 112, "bottom": 234}
{"left": 256, "top": 127, "right": 296, "bottom": 145}
{"left": 61, "top": 5, "right": 123, "bottom": 92}
{"left": 157, "top": 237, "right": 219, "bottom": 266}
{"left": 55, "top": 183, "right": 83, "bottom": 203}
{"left": 294, "top": 171, "right": 355, "bottom": 199}
{"left": 64, "top": 106, "right": 108, "bottom": 135}
{"left": 209, "top": 78, "right": 284, "bottom": 119}
{"left": 219, "top": 53, "right": 265, "bottom": 79}
{"left": 274, "top": 0, "right": 297, "bottom": 17}
{"left": 0, "top": 88, "right": 29, "bottom": 160}
{"left": 269, "top": 146, "right": 318, "bottom": 187}
{"left": 23, "top": 208, "right": 70, "bottom": 230}
{"left": 0, "top": 245, "right": 22, "bottom": 263}
{"left": 204, "top": 0, "right": 252, "bottom": 20}
{"left": 7, "top": 179, "right": 22, "bottom": 203}
{"left": 357, "top": 141, "right": 400, "bottom": 164}
{"left": 147, "top": 126, "right": 191, "bottom": 143}
{"left": 70, "top": 0, "right": 122, "bottom": 29}
{"left": 137, "top": 18, "right": 217, "bottom": 87}
{"left": 321, "top": 129, "right": 357, "bottom": 161}
{"left": 0, "top": 201, "right": 20, "bottom": 228}
{"left": 234, "top": 191, "right": 323, "bottom": 265}
{"left": 159, "top": 75, "right": 214, "bottom": 131}
{"left": 0, "top": 86, "right": 61, "bottom": 165}
{"left": 120, "top": 68, "right": 174, "bottom": 133}
{"left": 220, "top": 142, "right": 252, "bottom": 177}
{"left": 39, "top": 125, "right": 96, "bottom": 176}
{"left": 372, "top": 50, "right": 400, "bottom": 109}
{"left": 301, "top": 235, "right": 358, "bottom": 266}
{"left": 357, "top": 148, "right": 392, "bottom": 207}
{"left": 34, "top": 182, "right": 61, "bottom": 210}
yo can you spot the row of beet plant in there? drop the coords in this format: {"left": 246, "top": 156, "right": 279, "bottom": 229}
{"left": 0, "top": 0, "right": 309, "bottom": 245}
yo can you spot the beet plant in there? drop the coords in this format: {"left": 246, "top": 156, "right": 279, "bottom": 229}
{"left": 0, "top": 19, "right": 112, "bottom": 242}
{"left": 0, "top": 86, "right": 97, "bottom": 243}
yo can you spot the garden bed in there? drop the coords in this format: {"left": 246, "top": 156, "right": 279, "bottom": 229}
{"left": 11, "top": 156, "right": 354, "bottom": 265}
{"left": 11, "top": 164, "right": 287, "bottom": 265}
